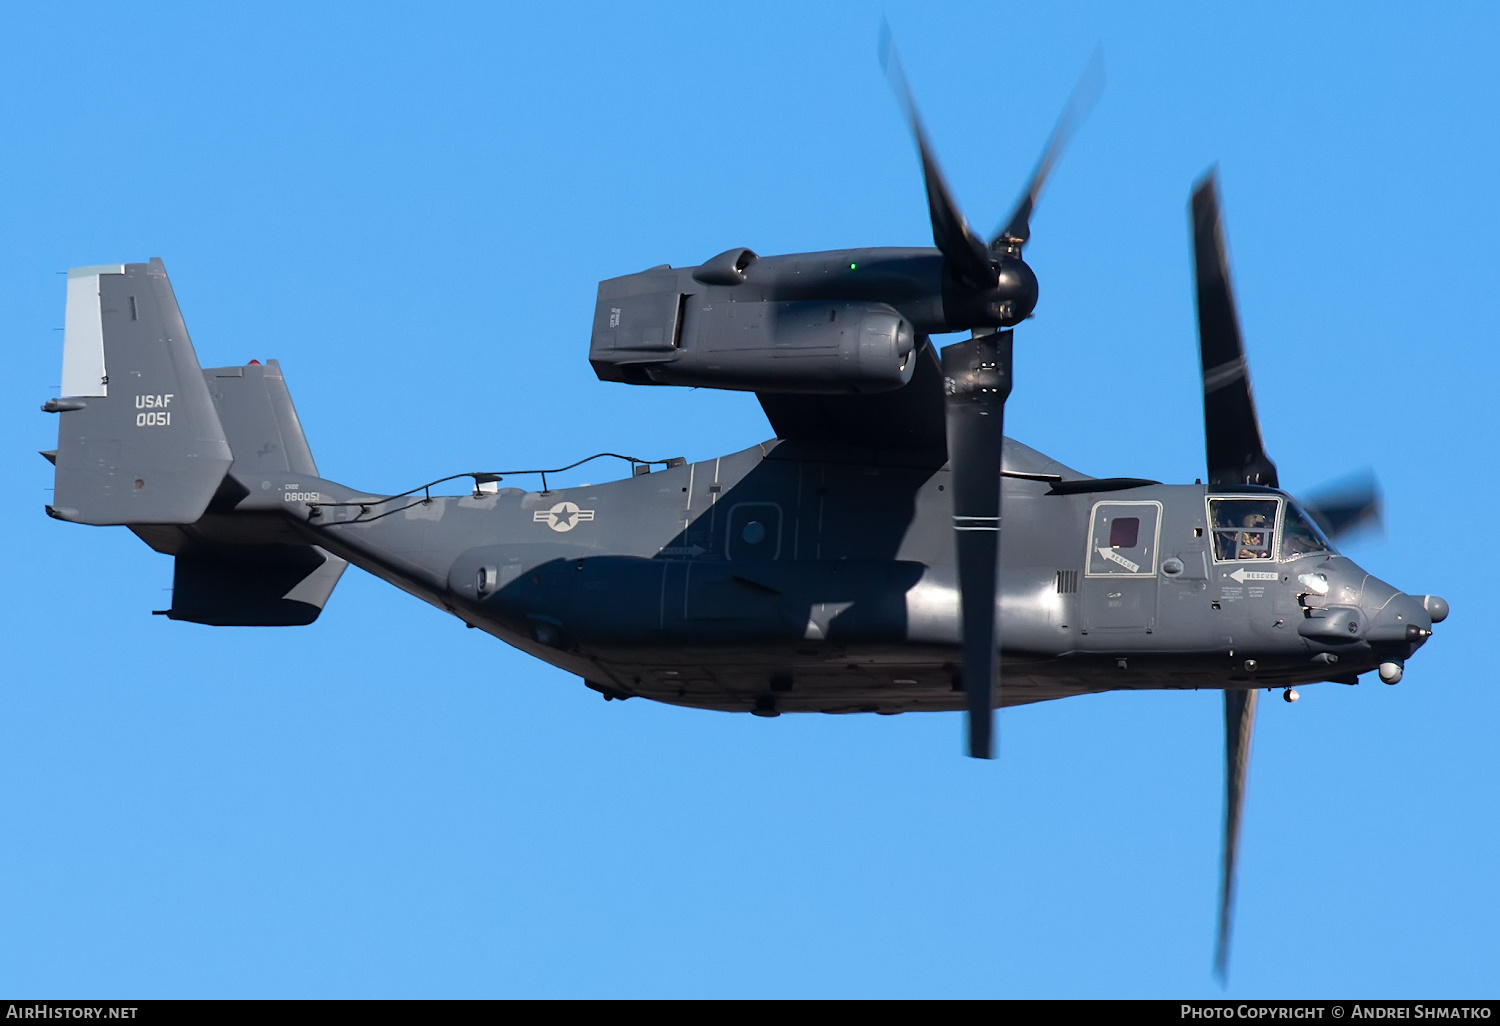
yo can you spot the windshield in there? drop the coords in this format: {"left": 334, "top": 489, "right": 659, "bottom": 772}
{"left": 1281, "top": 502, "right": 1336, "bottom": 559}
{"left": 1208, "top": 497, "right": 1278, "bottom": 561}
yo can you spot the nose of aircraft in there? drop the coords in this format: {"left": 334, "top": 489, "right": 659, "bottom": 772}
{"left": 1365, "top": 590, "right": 1434, "bottom": 647}
{"left": 1421, "top": 594, "right": 1450, "bottom": 624}
{"left": 1356, "top": 586, "right": 1436, "bottom": 686}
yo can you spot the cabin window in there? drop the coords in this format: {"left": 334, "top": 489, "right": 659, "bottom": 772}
{"left": 1108, "top": 517, "right": 1140, "bottom": 549}
{"left": 1207, "top": 498, "right": 1279, "bottom": 562}
{"left": 726, "top": 502, "right": 782, "bottom": 560}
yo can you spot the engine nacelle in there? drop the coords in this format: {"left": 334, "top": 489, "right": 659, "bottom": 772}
{"left": 590, "top": 267, "right": 917, "bottom": 394}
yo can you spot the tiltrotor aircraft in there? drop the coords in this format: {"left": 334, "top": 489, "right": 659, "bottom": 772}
{"left": 40, "top": 40, "right": 1446, "bottom": 978}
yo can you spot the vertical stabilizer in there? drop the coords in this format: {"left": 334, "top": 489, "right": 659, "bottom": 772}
{"left": 46, "top": 259, "right": 233, "bottom": 525}
{"left": 203, "top": 360, "right": 320, "bottom": 477}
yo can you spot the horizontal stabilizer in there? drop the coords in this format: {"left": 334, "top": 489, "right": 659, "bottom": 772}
{"left": 163, "top": 545, "right": 346, "bottom": 626}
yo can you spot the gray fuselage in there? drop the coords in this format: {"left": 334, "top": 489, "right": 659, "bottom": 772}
{"left": 219, "top": 436, "right": 1432, "bottom": 715}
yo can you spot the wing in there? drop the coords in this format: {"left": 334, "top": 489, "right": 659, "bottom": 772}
{"left": 756, "top": 337, "right": 947, "bottom": 453}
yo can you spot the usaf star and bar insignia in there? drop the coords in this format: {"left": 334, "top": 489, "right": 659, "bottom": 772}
{"left": 533, "top": 501, "right": 596, "bottom": 532}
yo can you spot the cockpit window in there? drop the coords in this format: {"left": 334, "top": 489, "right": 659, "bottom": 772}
{"left": 1208, "top": 498, "right": 1279, "bottom": 562}
{"left": 1281, "top": 503, "right": 1336, "bottom": 560}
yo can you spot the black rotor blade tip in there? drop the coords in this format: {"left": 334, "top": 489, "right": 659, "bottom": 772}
{"left": 968, "top": 709, "right": 994, "bottom": 760}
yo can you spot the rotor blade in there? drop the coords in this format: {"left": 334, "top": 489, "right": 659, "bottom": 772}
{"left": 1301, "top": 471, "right": 1384, "bottom": 542}
{"left": 1192, "top": 172, "right": 1279, "bottom": 488}
{"left": 941, "top": 330, "right": 1014, "bottom": 759}
{"left": 991, "top": 48, "right": 1104, "bottom": 249}
{"left": 1216, "top": 687, "right": 1259, "bottom": 982}
{"left": 879, "top": 25, "right": 996, "bottom": 291}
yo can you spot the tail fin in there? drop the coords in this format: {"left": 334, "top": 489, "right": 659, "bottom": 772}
{"left": 45, "top": 258, "right": 346, "bottom": 626}
{"left": 202, "top": 358, "right": 320, "bottom": 477}
{"left": 47, "top": 259, "right": 233, "bottom": 524}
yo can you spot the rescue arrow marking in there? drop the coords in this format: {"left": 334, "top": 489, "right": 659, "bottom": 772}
{"left": 1097, "top": 547, "right": 1141, "bottom": 573}
{"left": 1229, "top": 567, "right": 1279, "bottom": 583}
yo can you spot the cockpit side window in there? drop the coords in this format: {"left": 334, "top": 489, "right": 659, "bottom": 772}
{"left": 1208, "top": 498, "right": 1279, "bottom": 562}
{"left": 1281, "top": 503, "right": 1335, "bottom": 560}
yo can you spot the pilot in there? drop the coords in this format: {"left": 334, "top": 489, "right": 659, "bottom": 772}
{"left": 1237, "top": 513, "right": 1270, "bottom": 559}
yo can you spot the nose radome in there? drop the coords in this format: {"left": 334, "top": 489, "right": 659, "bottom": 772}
{"left": 1422, "top": 594, "right": 1450, "bottom": 624}
{"left": 1365, "top": 591, "right": 1434, "bottom": 645}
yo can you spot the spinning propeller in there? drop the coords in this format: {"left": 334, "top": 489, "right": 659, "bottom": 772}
{"left": 1191, "top": 173, "right": 1383, "bottom": 980}
{"left": 881, "top": 30, "right": 1100, "bottom": 758}
{"left": 881, "top": 35, "right": 1384, "bottom": 971}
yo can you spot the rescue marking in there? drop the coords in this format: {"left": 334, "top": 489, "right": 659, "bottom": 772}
{"left": 1097, "top": 547, "right": 1141, "bottom": 573}
{"left": 1229, "top": 568, "right": 1280, "bottom": 583}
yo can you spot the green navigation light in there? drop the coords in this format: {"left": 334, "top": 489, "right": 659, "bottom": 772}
{"left": 849, "top": 263, "right": 857, "bottom": 270}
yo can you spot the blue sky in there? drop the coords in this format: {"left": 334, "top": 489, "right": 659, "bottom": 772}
{"left": 1, "top": 1, "right": 1495, "bottom": 998}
